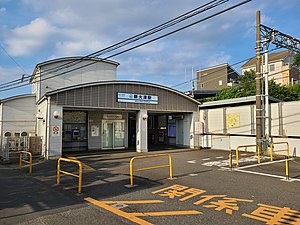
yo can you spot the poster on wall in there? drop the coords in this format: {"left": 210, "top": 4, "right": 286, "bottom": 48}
{"left": 226, "top": 113, "right": 240, "bottom": 128}
{"left": 91, "top": 125, "right": 99, "bottom": 136}
{"left": 52, "top": 125, "right": 60, "bottom": 136}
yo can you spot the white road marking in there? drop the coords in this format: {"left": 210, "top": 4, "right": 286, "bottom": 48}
{"left": 202, "top": 156, "right": 270, "bottom": 168}
{"left": 233, "top": 169, "right": 300, "bottom": 182}
{"left": 99, "top": 168, "right": 108, "bottom": 171}
{"left": 202, "top": 158, "right": 211, "bottom": 161}
{"left": 235, "top": 158, "right": 288, "bottom": 170}
{"left": 187, "top": 160, "right": 196, "bottom": 164}
{"left": 202, "top": 160, "right": 229, "bottom": 167}
{"left": 189, "top": 173, "right": 198, "bottom": 176}
{"left": 216, "top": 156, "right": 224, "bottom": 159}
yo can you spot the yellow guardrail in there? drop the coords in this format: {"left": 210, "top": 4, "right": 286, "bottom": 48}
{"left": 57, "top": 157, "right": 83, "bottom": 193}
{"left": 269, "top": 142, "right": 289, "bottom": 161}
{"left": 129, "top": 154, "right": 173, "bottom": 187}
{"left": 235, "top": 144, "right": 260, "bottom": 167}
{"left": 19, "top": 151, "right": 32, "bottom": 173}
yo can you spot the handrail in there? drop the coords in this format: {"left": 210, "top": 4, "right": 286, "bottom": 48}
{"left": 269, "top": 142, "right": 289, "bottom": 161}
{"left": 19, "top": 151, "right": 32, "bottom": 173}
{"left": 57, "top": 157, "right": 83, "bottom": 193}
{"left": 235, "top": 144, "right": 260, "bottom": 167}
{"left": 129, "top": 154, "right": 173, "bottom": 187}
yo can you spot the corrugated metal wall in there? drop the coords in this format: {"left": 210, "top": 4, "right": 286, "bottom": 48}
{"left": 50, "top": 83, "right": 198, "bottom": 112}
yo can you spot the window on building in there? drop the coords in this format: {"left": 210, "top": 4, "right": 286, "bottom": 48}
{"left": 200, "top": 83, "right": 204, "bottom": 88}
{"left": 269, "top": 64, "right": 275, "bottom": 71}
{"left": 4, "top": 132, "right": 11, "bottom": 137}
{"left": 219, "top": 80, "right": 223, "bottom": 86}
{"left": 14, "top": 133, "right": 20, "bottom": 137}
{"left": 21, "top": 132, "right": 28, "bottom": 137}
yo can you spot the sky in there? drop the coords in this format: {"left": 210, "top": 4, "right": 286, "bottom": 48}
{"left": 0, "top": 0, "right": 299, "bottom": 99}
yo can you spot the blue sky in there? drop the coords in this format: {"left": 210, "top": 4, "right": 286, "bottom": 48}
{"left": 0, "top": 0, "right": 299, "bottom": 99}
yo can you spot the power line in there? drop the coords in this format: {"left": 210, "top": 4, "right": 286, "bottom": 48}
{"left": 0, "top": 42, "right": 28, "bottom": 75}
{"left": 0, "top": 0, "right": 227, "bottom": 89}
{"left": 0, "top": 0, "right": 252, "bottom": 93}
{"left": 171, "top": 47, "right": 282, "bottom": 89}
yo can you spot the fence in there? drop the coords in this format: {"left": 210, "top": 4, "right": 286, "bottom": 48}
{"left": 0, "top": 136, "right": 42, "bottom": 162}
{"left": 129, "top": 154, "right": 173, "bottom": 187}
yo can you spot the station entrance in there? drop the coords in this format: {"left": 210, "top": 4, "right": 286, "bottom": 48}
{"left": 102, "top": 120, "right": 125, "bottom": 149}
{"left": 128, "top": 112, "right": 187, "bottom": 150}
{"left": 47, "top": 81, "right": 199, "bottom": 158}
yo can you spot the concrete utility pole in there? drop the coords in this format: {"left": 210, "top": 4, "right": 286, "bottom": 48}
{"left": 255, "top": 11, "right": 263, "bottom": 152}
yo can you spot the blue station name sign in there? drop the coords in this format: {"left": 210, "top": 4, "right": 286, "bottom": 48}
{"left": 117, "top": 92, "right": 158, "bottom": 104}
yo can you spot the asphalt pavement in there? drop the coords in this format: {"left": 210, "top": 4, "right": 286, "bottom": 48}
{"left": 1, "top": 149, "right": 300, "bottom": 225}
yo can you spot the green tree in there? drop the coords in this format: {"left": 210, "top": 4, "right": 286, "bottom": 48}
{"left": 290, "top": 82, "right": 300, "bottom": 99}
{"left": 293, "top": 53, "right": 300, "bottom": 67}
{"left": 200, "top": 69, "right": 299, "bottom": 102}
{"left": 269, "top": 80, "right": 298, "bottom": 101}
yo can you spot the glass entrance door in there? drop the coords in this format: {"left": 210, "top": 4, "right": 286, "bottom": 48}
{"left": 103, "top": 122, "right": 114, "bottom": 148}
{"left": 102, "top": 120, "right": 125, "bottom": 149}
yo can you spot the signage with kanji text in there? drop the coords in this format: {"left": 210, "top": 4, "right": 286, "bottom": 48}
{"left": 117, "top": 92, "right": 158, "bottom": 104}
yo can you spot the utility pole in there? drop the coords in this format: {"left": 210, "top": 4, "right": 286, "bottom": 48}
{"left": 255, "top": 10, "right": 263, "bottom": 153}
{"left": 256, "top": 10, "right": 300, "bottom": 153}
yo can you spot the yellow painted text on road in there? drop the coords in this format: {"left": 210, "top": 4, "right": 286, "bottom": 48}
{"left": 85, "top": 197, "right": 202, "bottom": 225}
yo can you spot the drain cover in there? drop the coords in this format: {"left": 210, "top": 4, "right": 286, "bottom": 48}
{"left": 111, "top": 203, "right": 128, "bottom": 209}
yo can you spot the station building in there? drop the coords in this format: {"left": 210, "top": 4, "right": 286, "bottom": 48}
{"left": 1, "top": 57, "right": 200, "bottom": 159}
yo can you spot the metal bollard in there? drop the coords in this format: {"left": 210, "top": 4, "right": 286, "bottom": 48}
{"left": 285, "top": 156, "right": 289, "bottom": 180}
{"left": 229, "top": 151, "right": 233, "bottom": 170}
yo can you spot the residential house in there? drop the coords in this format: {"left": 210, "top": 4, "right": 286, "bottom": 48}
{"left": 196, "top": 64, "right": 240, "bottom": 91}
{"left": 241, "top": 50, "right": 300, "bottom": 85}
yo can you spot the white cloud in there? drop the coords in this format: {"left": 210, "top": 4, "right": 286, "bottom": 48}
{"left": 6, "top": 18, "right": 57, "bottom": 56}
{"left": 0, "top": 7, "right": 6, "bottom": 15}
{"left": 0, "top": 66, "right": 23, "bottom": 83}
{"left": 3, "top": 0, "right": 296, "bottom": 93}
{"left": 54, "top": 40, "right": 104, "bottom": 56}
{"left": 205, "top": 52, "right": 231, "bottom": 67}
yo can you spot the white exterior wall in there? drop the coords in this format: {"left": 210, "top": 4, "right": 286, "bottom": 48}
{"left": 183, "top": 113, "right": 193, "bottom": 147}
{"left": 207, "top": 108, "right": 224, "bottom": 133}
{"left": 226, "top": 106, "right": 252, "bottom": 134}
{"left": 47, "top": 102, "right": 63, "bottom": 158}
{"left": 36, "top": 99, "right": 48, "bottom": 157}
{"left": 1, "top": 96, "right": 36, "bottom": 136}
{"left": 36, "top": 60, "right": 118, "bottom": 100}
{"left": 271, "top": 103, "right": 280, "bottom": 136}
{"left": 136, "top": 110, "right": 148, "bottom": 152}
{"left": 282, "top": 101, "right": 300, "bottom": 136}
{"left": 200, "top": 100, "right": 300, "bottom": 156}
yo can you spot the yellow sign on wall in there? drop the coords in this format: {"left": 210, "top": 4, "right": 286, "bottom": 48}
{"left": 226, "top": 113, "right": 240, "bottom": 128}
